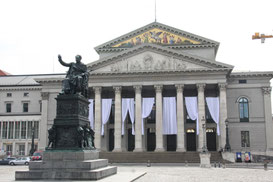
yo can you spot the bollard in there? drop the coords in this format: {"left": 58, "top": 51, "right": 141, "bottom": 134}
{"left": 185, "top": 160, "right": 188, "bottom": 167}
{"left": 214, "top": 162, "right": 217, "bottom": 168}
{"left": 147, "top": 160, "right": 151, "bottom": 167}
{"left": 218, "top": 162, "right": 221, "bottom": 168}
{"left": 264, "top": 161, "right": 268, "bottom": 171}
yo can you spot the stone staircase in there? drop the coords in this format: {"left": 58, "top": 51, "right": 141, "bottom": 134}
{"left": 100, "top": 151, "right": 226, "bottom": 163}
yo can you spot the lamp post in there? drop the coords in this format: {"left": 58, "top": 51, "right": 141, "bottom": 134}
{"left": 202, "top": 117, "right": 208, "bottom": 153}
{"left": 224, "top": 119, "right": 231, "bottom": 151}
{"left": 29, "top": 127, "right": 35, "bottom": 156}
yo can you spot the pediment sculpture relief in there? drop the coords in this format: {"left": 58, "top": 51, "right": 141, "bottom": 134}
{"left": 109, "top": 54, "right": 188, "bottom": 72}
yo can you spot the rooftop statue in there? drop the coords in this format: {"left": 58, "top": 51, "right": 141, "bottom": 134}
{"left": 58, "top": 54, "right": 89, "bottom": 97}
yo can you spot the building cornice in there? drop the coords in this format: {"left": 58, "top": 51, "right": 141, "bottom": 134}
{"left": 230, "top": 71, "right": 273, "bottom": 78}
{"left": 0, "top": 86, "right": 42, "bottom": 91}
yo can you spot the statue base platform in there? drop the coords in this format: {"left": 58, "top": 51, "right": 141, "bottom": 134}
{"left": 15, "top": 150, "right": 117, "bottom": 180}
{"left": 199, "top": 152, "right": 211, "bottom": 168}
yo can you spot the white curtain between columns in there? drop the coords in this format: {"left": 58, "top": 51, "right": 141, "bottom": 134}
{"left": 141, "top": 98, "right": 155, "bottom": 135}
{"left": 185, "top": 97, "right": 199, "bottom": 135}
{"left": 88, "top": 99, "right": 94, "bottom": 130}
{"left": 163, "top": 97, "right": 177, "bottom": 135}
{"left": 101, "top": 99, "right": 112, "bottom": 136}
{"left": 122, "top": 98, "right": 135, "bottom": 135}
{"left": 206, "top": 97, "right": 220, "bottom": 135}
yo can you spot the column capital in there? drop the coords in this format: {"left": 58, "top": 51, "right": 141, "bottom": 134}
{"left": 175, "top": 84, "right": 184, "bottom": 93}
{"left": 93, "top": 86, "right": 102, "bottom": 94}
{"left": 154, "top": 85, "right": 163, "bottom": 93}
{"left": 218, "top": 83, "right": 227, "bottom": 91}
{"left": 197, "top": 83, "right": 206, "bottom": 92}
{"left": 262, "top": 87, "right": 272, "bottom": 95}
{"left": 41, "top": 92, "right": 49, "bottom": 100}
{"left": 133, "top": 85, "right": 142, "bottom": 94}
{"left": 113, "top": 86, "right": 122, "bottom": 94}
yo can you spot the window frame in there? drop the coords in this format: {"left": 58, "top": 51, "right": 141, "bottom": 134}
{"left": 238, "top": 97, "right": 249, "bottom": 122}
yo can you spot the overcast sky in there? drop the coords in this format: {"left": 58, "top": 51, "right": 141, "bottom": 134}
{"left": 1, "top": 0, "right": 273, "bottom": 75}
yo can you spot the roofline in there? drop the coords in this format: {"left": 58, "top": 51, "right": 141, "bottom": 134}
{"left": 94, "top": 22, "right": 219, "bottom": 52}
{"left": 0, "top": 73, "right": 65, "bottom": 77}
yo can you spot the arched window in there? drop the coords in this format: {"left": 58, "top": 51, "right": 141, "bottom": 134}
{"left": 239, "top": 97, "right": 249, "bottom": 122}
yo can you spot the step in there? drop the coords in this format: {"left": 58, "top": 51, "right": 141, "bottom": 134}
{"left": 29, "top": 159, "right": 109, "bottom": 170}
{"left": 15, "top": 166, "right": 117, "bottom": 180}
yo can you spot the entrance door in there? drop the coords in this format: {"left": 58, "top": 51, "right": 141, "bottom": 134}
{"left": 167, "top": 135, "right": 176, "bottom": 151}
{"left": 108, "top": 129, "right": 114, "bottom": 151}
{"left": 127, "top": 128, "right": 135, "bottom": 151}
{"left": 147, "top": 128, "right": 155, "bottom": 151}
{"left": 186, "top": 129, "right": 196, "bottom": 151}
{"left": 206, "top": 129, "right": 216, "bottom": 151}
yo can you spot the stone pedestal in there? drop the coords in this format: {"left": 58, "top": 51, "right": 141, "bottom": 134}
{"left": 15, "top": 150, "right": 117, "bottom": 180}
{"left": 222, "top": 152, "right": 235, "bottom": 163}
{"left": 15, "top": 94, "right": 117, "bottom": 180}
{"left": 199, "top": 152, "right": 211, "bottom": 168}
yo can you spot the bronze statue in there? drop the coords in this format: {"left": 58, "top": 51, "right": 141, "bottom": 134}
{"left": 83, "top": 124, "right": 95, "bottom": 149}
{"left": 48, "top": 125, "right": 56, "bottom": 148}
{"left": 58, "top": 54, "right": 89, "bottom": 97}
{"left": 77, "top": 126, "right": 85, "bottom": 148}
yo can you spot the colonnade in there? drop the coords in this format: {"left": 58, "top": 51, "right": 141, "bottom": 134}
{"left": 93, "top": 83, "right": 228, "bottom": 152}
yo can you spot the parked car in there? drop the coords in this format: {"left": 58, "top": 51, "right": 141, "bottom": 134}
{"left": 9, "top": 157, "right": 30, "bottom": 166}
{"left": 31, "top": 151, "right": 43, "bottom": 161}
{"left": 0, "top": 157, "right": 16, "bottom": 165}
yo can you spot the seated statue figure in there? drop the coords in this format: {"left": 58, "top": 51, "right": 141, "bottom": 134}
{"left": 58, "top": 54, "right": 89, "bottom": 97}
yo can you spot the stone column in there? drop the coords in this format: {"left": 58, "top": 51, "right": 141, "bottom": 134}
{"left": 176, "top": 84, "right": 185, "bottom": 152}
{"left": 24, "top": 142, "right": 28, "bottom": 156}
{"left": 12, "top": 142, "right": 16, "bottom": 156}
{"left": 134, "top": 85, "right": 143, "bottom": 152}
{"left": 113, "top": 86, "right": 122, "bottom": 152}
{"left": 93, "top": 87, "right": 102, "bottom": 150}
{"left": 40, "top": 92, "right": 49, "bottom": 150}
{"left": 219, "top": 83, "right": 227, "bottom": 150}
{"left": 262, "top": 87, "right": 273, "bottom": 153}
{"left": 197, "top": 84, "right": 206, "bottom": 151}
{"left": 154, "top": 85, "right": 164, "bottom": 152}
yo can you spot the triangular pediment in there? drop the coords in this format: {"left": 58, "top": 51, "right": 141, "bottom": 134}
{"left": 89, "top": 44, "right": 233, "bottom": 74}
{"left": 95, "top": 22, "right": 219, "bottom": 52}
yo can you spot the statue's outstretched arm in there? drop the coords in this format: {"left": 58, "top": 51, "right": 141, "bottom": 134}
{"left": 58, "top": 54, "right": 71, "bottom": 67}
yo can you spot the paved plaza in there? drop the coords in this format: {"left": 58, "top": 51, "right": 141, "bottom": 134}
{"left": 1, "top": 163, "right": 273, "bottom": 182}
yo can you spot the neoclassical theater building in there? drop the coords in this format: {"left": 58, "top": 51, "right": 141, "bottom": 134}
{"left": 1, "top": 22, "right": 273, "bottom": 156}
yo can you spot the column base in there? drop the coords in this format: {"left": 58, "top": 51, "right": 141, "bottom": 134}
{"left": 176, "top": 148, "right": 186, "bottom": 152}
{"left": 133, "top": 148, "right": 144, "bottom": 152}
{"left": 112, "top": 148, "right": 123, "bottom": 152}
{"left": 199, "top": 152, "right": 211, "bottom": 168}
{"left": 155, "top": 148, "right": 165, "bottom": 152}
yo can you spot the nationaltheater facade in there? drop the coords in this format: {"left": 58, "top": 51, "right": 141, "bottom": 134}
{"left": 1, "top": 22, "right": 273, "bottom": 156}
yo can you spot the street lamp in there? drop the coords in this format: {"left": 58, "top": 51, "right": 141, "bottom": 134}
{"left": 29, "top": 127, "right": 35, "bottom": 156}
{"left": 224, "top": 119, "right": 231, "bottom": 151}
{"left": 202, "top": 117, "right": 208, "bottom": 153}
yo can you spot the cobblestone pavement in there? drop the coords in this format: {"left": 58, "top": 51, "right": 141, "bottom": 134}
{"left": 1, "top": 164, "right": 273, "bottom": 182}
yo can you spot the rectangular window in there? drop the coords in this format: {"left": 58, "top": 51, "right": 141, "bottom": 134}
{"left": 23, "top": 92, "right": 29, "bottom": 97}
{"left": 21, "top": 121, "right": 26, "bottom": 139}
{"left": 15, "top": 121, "right": 20, "bottom": 139}
{"left": 27, "top": 121, "right": 33, "bottom": 139}
{"left": 8, "top": 122, "right": 14, "bottom": 139}
{"left": 23, "top": 103, "right": 29, "bottom": 112}
{"left": 6, "top": 145, "right": 12, "bottom": 156}
{"left": 0, "top": 122, "right": 1, "bottom": 139}
{"left": 19, "top": 145, "right": 25, "bottom": 156}
{"left": 6, "top": 103, "right": 11, "bottom": 113}
{"left": 7, "top": 93, "right": 12, "bottom": 97}
{"left": 2, "top": 122, "right": 8, "bottom": 139}
{"left": 239, "top": 80, "right": 247, "bottom": 84}
{"left": 34, "top": 121, "right": 39, "bottom": 139}
{"left": 39, "top": 101, "right": 42, "bottom": 112}
{"left": 241, "top": 131, "right": 250, "bottom": 147}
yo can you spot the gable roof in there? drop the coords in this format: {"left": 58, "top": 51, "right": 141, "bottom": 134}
{"left": 89, "top": 43, "right": 233, "bottom": 72}
{"left": 95, "top": 22, "right": 219, "bottom": 54}
{"left": 0, "top": 69, "right": 11, "bottom": 76}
